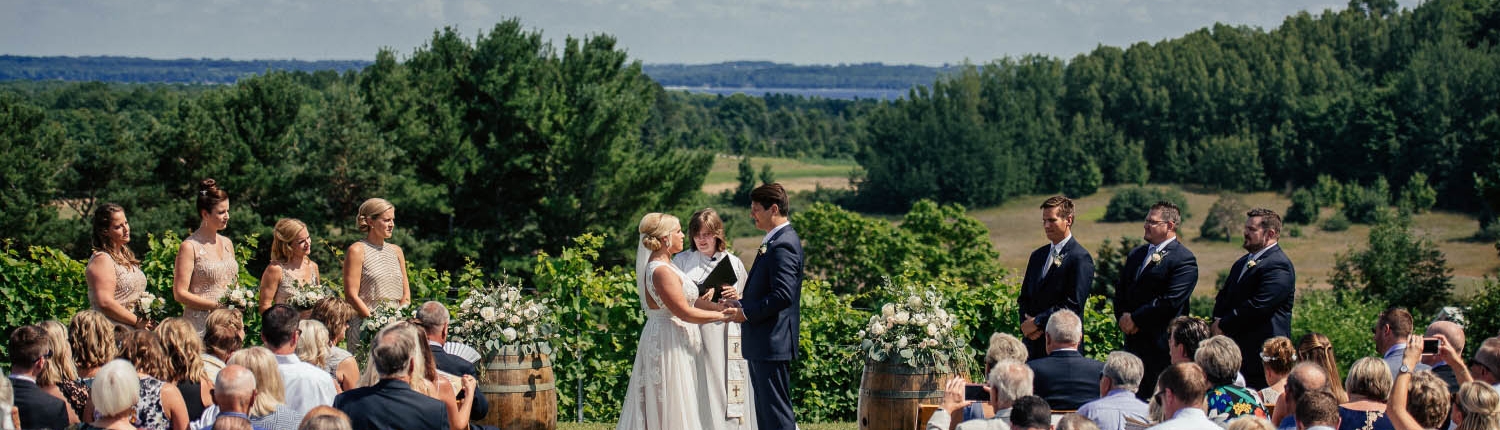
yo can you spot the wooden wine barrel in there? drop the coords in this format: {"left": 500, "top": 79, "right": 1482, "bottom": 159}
{"left": 857, "top": 361, "right": 951, "bottom": 430}
{"left": 479, "top": 349, "right": 557, "bottom": 430}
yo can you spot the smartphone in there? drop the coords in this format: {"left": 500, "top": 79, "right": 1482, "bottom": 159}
{"left": 964, "top": 384, "right": 989, "bottom": 402}
{"left": 1422, "top": 338, "right": 1441, "bottom": 355}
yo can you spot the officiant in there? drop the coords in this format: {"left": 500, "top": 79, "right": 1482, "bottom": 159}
{"left": 673, "top": 208, "right": 758, "bottom": 430}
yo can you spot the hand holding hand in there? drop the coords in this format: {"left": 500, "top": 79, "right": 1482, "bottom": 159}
{"left": 696, "top": 290, "right": 721, "bottom": 310}
{"left": 722, "top": 307, "right": 746, "bottom": 323}
{"left": 1021, "top": 315, "right": 1039, "bottom": 339}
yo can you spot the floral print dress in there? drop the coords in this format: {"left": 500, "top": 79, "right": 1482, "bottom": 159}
{"left": 1206, "top": 384, "right": 1268, "bottom": 427}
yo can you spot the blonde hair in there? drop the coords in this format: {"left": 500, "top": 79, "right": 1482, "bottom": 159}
{"left": 985, "top": 332, "right": 1028, "bottom": 366}
{"left": 228, "top": 347, "right": 285, "bottom": 417}
{"left": 1260, "top": 336, "right": 1296, "bottom": 375}
{"left": 204, "top": 308, "right": 246, "bottom": 356}
{"left": 638, "top": 213, "right": 680, "bottom": 252}
{"left": 1297, "top": 332, "right": 1348, "bottom": 403}
{"left": 297, "top": 320, "right": 332, "bottom": 368}
{"left": 91, "top": 359, "right": 141, "bottom": 417}
{"left": 270, "top": 218, "right": 308, "bottom": 262}
{"left": 356, "top": 198, "right": 394, "bottom": 233}
{"left": 69, "top": 310, "right": 117, "bottom": 371}
{"left": 155, "top": 318, "right": 208, "bottom": 384}
{"left": 356, "top": 322, "right": 433, "bottom": 395}
{"left": 310, "top": 298, "right": 356, "bottom": 344}
{"left": 298, "top": 406, "right": 352, "bottom": 430}
{"left": 38, "top": 320, "right": 79, "bottom": 385}
{"left": 118, "top": 330, "right": 170, "bottom": 380}
{"left": 1344, "top": 356, "right": 1391, "bottom": 401}
{"left": 1226, "top": 417, "right": 1275, "bottom": 430}
{"left": 1456, "top": 381, "right": 1500, "bottom": 430}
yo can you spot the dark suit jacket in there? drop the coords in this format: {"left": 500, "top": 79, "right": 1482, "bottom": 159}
{"left": 1431, "top": 363, "right": 1460, "bottom": 394}
{"left": 9, "top": 376, "right": 69, "bottom": 430}
{"left": 1115, "top": 241, "right": 1197, "bottom": 348}
{"left": 334, "top": 379, "right": 450, "bottom": 430}
{"left": 742, "top": 225, "right": 804, "bottom": 362}
{"left": 1211, "top": 244, "right": 1294, "bottom": 388}
{"left": 430, "top": 344, "right": 489, "bottom": 421}
{"left": 1028, "top": 350, "right": 1105, "bottom": 410}
{"left": 1018, "top": 238, "right": 1094, "bottom": 358}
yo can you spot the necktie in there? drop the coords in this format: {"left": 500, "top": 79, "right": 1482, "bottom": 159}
{"left": 1135, "top": 245, "right": 1155, "bottom": 280}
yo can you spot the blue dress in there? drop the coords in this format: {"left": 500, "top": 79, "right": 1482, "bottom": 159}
{"left": 1337, "top": 406, "right": 1394, "bottom": 430}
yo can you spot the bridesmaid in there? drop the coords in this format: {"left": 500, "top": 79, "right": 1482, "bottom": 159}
{"left": 672, "top": 208, "right": 756, "bottom": 430}
{"left": 258, "top": 218, "right": 320, "bottom": 313}
{"left": 342, "top": 198, "right": 410, "bottom": 350}
{"left": 85, "top": 203, "right": 147, "bottom": 329}
{"left": 173, "top": 179, "right": 239, "bottom": 333}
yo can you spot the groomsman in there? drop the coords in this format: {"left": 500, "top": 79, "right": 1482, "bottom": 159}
{"left": 1211, "top": 208, "right": 1295, "bottom": 389}
{"left": 1019, "top": 196, "right": 1094, "bottom": 361}
{"left": 1114, "top": 201, "right": 1197, "bottom": 399}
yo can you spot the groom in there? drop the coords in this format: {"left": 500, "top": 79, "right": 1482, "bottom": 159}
{"left": 728, "top": 182, "right": 803, "bottom": 430}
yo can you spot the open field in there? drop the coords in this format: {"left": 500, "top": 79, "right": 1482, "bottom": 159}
{"left": 701, "top": 156, "right": 856, "bottom": 194}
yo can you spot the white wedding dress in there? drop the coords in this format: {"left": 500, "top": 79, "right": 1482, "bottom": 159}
{"left": 674, "top": 250, "right": 757, "bottom": 430}
{"left": 617, "top": 260, "right": 715, "bottom": 430}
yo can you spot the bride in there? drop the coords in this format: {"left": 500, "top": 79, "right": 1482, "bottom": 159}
{"left": 618, "top": 213, "right": 737, "bottom": 430}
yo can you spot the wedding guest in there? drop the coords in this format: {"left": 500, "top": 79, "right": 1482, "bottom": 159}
{"left": 1338, "top": 357, "right": 1394, "bottom": 430}
{"left": 671, "top": 208, "right": 754, "bottom": 430}
{"left": 1374, "top": 308, "right": 1428, "bottom": 379}
{"left": 1010, "top": 396, "right": 1053, "bottom": 430}
{"left": 295, "top": 321, "right": 340, "bottom": 393}
{"left": 260, "top": 305, "right": 337, "bottom": 418}
{"left": 308, "top": 298, "right": 359, "bottom": 392}
{"left": 173, "top": 179, "right": 240, "bottom": 333}
{"left": 926, "top": 360, "right": 1034, "bottom": 430}
{"left": 1057, "top": 413, "right": 1102, "bottom": 430}
{"left": 1294, "top": 390, "right": 1341, "bottom": 430}
{"left": 1198, "top": 335, "right": 1267, "bottom": 426}
{"left": 1227, "top": 418, "right": 1276, "bottom": 430}
{"left": 228, "top": 347, "right": 303, "bottom": 429}
{"left": 416, "top": 302, "right": 489, "bottom": 423}
{"left": 156, "top": 318, "right": 214, "bottom": 421}
{"left": 297, "top": 406, "right": 351, "bottom": 430}
{"left": 202, "top": 308, "right": 245, "bottom": 382}
{"left": 1148, "top": 363, "right": 1216, "bottom": 430}
{"left": 342, "top": 198, "right": 409, "bottom": 352}
{"left": 1212, "top": 208, "right": 1295, "bottom": 389}
{"left": 1298, "top": 333, "right": 1349, "bottom": 403}
{"left": 334, "top": 324, "right": 448, "bottom": 430}
{"left": 260, "top": 219, "right": 321, "bottom": 314}
{"left": 87, "top": 360, "right": 143, "bottom": 430}
{"left": 1420, "top": 321, "right": 1464, "bottom": 393}
{"left": 9, "top": 325, "right": 71, "bottom": 430}
{"left": 37, "top": 321, "right": 85, "bottom": 423}
{"left": 1019, "top": 196, "right": 1095, "bottom": 360}
{"left": 189, "top": 364, "right": 257, "bottom": 430}
{"left": 1450, "top": 382, "right": 1499, "bottom": 430}
{"left": 1259, "top": 337, "right": 1296, "bottom": 405}
{"left": 1030, "top": 309, "right": 1104, "bottom": 410}
{"left": 68, "top": 310, "right": 117, "bottom": 413}
{"left": 118, "top": 330, "right": 190, "bottom": 430}
{"left": 86, "top": 203, "right": 148, "bottom": 329}
{"left": 376, "top": 322, "right": 474, "bottom": 430}
{"left": 1077, "top": 352, "right": 1149, "bottom": 430}
{"left": 1168, "top": 316, "right": 1210, "bottom": 365}
{"left": 1272, "top": 363, "right": 1332, "bottom": 430}
{"left": 960, "top": 333, "right": 1029, "bottom": 421}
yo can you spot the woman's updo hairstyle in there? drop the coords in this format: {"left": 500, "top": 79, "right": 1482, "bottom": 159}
{"left": 638, "top": 213, "right": 680, "bottom": 252}
{"left": 357, "top": 198, "right": 394, "bottom": 233}
{"left": 270, "top": 218, "right": 308, "bottom": 261}
{"left": 90, "top": 203, "right": 139, "bottom": 266}
{"left": 196, "top": 178, "right": 228, "bottom": 216}
{"left": 1456, "top": 381, "right": 1500, "bottom": 430}
{"left": 1260, "top": 336, "right": 1296, "bottom": 374}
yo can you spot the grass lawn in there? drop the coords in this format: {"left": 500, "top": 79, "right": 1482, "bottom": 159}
{"left": 701, "top": 155, "right": 857, "bottom": 194}
{"left": 560, "top": 423, "right": 854, "bottom": 430}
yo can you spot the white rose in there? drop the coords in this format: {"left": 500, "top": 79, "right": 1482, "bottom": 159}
{"left": 935, "top": 308, "right": 948, "bottom": 320}
{"left": 870, "top": 322, "right": 887, "bottom": 336}
{"left": 501, "top": 328, "right": 518, "bottom": 342}
{"left": 913, "top": 313, "right": 928, "bottom": 325}
{"left": 882, "top": 303, "right": 895, "bottom": 317}
{"left": 462, "top": 298, "right": 473, "bottom": 309}
{"left": 926, "top": 324, "right": 938, "bottom": 336}
{"left": 896, "top": 336, "right": 908, "bottom": 348}
{"left": 509, "top": 315, "right": 523, "bottom": 325}
{"left": 480, "top": 307, "right": 497, "bottom": 321}
{"left": 908, "top": 295, "right": 922, "bottom": 308}
{"left": 894, "top": 312, "right": 910, "bottom": 325}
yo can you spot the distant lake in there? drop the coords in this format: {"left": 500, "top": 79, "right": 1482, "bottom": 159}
{"left": 663, "top": 86, "right": 909, "bottom": 100}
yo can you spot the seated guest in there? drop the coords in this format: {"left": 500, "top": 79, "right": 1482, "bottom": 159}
{"left": 1030, "top": 310, "right": 1105, "bottom": 410}
{"left": 1056, "top": 413, "right": 1101, "bottom": 430}
{"left": 926, "top": 360, "right": 1033, "bottom": 430}
{"left": 1385, "top": 337, "right": 1453, "bottom": 430}
{"left": 202, "top": 309, "right": 245, "bottom": 382}
{"left": 1468, "top": 338, "right": 1500, "bottom": 389}
{"left": 417, "top": 301, "right": 490, "bottom": 423}
{"left": 1009, "top": 396, "right": 1052, "bottom": 430}
{"left": 1294, "top": 390, "right": 1340, "bottom": 430}
{"left": 229, "top": 347, "right": 304, "bottom": 429}
{"left": 1167, "top": 316, "right": 1210, "bottom": 365}
{"left": 1373, "top": 308, "right": 1428, "bottom": 380}
{"left": 88, "top": 360, "right": 143, "bottom": 430}
{"left": 333, "top": 324, "right": 449, "bottom": 430}
{"left": 213, "top": 415, "right": 254, "bottom": 430}
{"left": 1339, "top": 357, "right": 1394, "bottom": 430}
{"left": 157, "top": 318, "right": 214, "bottom": 422}
{"left": 1450, "top": 382, "right": 1499, "bottom": 430}
{"left": 1297, "top": 333, "right": 1348, "bottom": 403}
{"left": 37, "top": 320, "right": 85, "bottom": 424}
{"left": 1272, "top": 363, "right": 1332, "bottom": 430}
{"left": 260, "top": 305, "right": 337, "bottom": 418}
{"left": 1077, "top": 352, "right": 1149, "bottom": 430}
{"left": 1259, "top": 337, "right": 1296, "bottom": 406}
{"left": 308, "top": 299, "right": 359, "bottom": 392}
{"left": 117, "top": 329, "right": 191, "bottom": 430}
{"left": 1227, "top": 418, "right": 1275, "bottom": 430}
{"left": 189, "top": 364, "right": 259, "bottom": 430}
{"left": 1420, "top": 321, "right": 1463, "bottom": 393}
{"left": 1197, "top": 335, "right": 1268, "bottom": 426}
{"left": 961, "top": 332, "right": 1029, "bottom": 421}
{"left": 297, "top": 406, "right": 351, "bottom": 430}
{"left": 9, "top": 325, "right": 71, "bottom": 430}
{"left": 1147, "top": 363, "right": 1216, "bottom": 430}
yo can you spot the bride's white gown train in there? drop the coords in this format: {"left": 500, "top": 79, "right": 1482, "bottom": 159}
{"left": 617, "top": 261, "right": 716, "bottom": 430}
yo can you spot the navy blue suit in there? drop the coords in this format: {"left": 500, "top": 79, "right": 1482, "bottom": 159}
{"left": 741, "top": 224, "right": 803, "bottom": 430}
{"left": 1113, "top": 239, "right": 1197, "bottom": 398}
{"left": 9, "top": 376, "right": 69, "bottom": 430}
{"left": 430, "top": 344, "right": 490, "bottom": 425}
{"left": 1018, "top": 238, "right": 1094, "bottom": 360}
{"left": 1211, "top": 244, "right": 1294, "bottom": 389}
{"left": 334, "top": 379, "right": 450, "bottom": 430}
{"left": 1028, "top": 350, "right": 1105, "bottom": 410}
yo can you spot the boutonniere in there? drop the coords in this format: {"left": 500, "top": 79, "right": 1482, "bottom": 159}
{"left": 1150, "top": 250, "right": 1168, "bottom": 264}
{"left": 1246, "top": 259, "right": 1258, "bottom": 269}
{"left": 758, "top": 244, "right": 768, "bottom": 256}
{"left": 1051, "top": 252, "right": 1063, "bottom": 268}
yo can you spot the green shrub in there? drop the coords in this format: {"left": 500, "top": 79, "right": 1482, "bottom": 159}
{"left": 1314, "top": 175, "right": 1344, "bottom": 208}
{"left": 1285, "top": 225, "right": 1303, "bottom": 238}
{"left": 796, "top": 201, "right": 1005, "bottom": 297}
{"left": 533, "top": 234, "right": 641, "bottom": 422}
{"left": 1293, "top": 289, "right": 1387, "bottom": 376}
{"left": 1200, "top": 194, "right": 1249, "bottom": 241}
{"left": 1398, "top": 172, "right": 1438, "bottom": 213}
{"left": 1091, "top": 236, "right": 1144, "bottom": 299}
{"left": 1330, "top": 215, "right": 1453, "bottom": 315}
{"left": 1285, "top": 189, "right": 1320, "bottom": 225}
{"left": 1321, "top": 212, "right": 1352, "bottom": 232}
{"left": 1102, "top": 187, "right": 1192, "bottom": 223}
{"left": 1343, "top": 180, "right": 1391, "bottom": 224}
{"left": 1463, "top": 277, "right": 1500, "bottom": 357}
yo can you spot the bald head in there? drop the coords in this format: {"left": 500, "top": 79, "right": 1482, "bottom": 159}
{"left": 1425, "top": 321, "right": 1465, "bottom": 353}
{"left": 214, "top": 364, "right": 257, "bottom": 413}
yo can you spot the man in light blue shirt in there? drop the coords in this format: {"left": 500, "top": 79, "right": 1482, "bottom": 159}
{"left": 1147, "top": 363, "right": 1216, "bottom": 430}
{"left": 1078, "top": 352, "right": 1149, "bottom": 430}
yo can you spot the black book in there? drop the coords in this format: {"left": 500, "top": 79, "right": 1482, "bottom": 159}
{"left": 698, "top": 258, "right": 738, "bottom": 302}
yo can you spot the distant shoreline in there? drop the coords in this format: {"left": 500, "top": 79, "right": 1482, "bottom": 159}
{"left": 663, "top": 85, "right": 908, "bottom": 100}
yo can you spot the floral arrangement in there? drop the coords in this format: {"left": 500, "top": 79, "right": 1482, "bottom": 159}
{"left": 134, "top": 291, "right": 167, "bottom": 322}
{"left": 450, "top": 281, "right": 559, "bottom": 358}
{"left": 361, "top": 301, "right": 411, "bottom": 334}
{"left": 858, "top": 279, "right": 965, "bottom": 372}
{"left": 286, "top": 280, "right": 335, "bottom": 310}
{"left": 218, "top": 285, "right": 257, "bottom": 310}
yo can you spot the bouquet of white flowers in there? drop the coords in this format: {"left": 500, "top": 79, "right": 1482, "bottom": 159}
{"left": 134, "top": 291, "right": 167, "bottom": 322}
{"left": 858, "top": 278, "right": 966, "bottom": 372}
{"left": 450, "top": 281, "right": 558, "bottom": 358}
{"left": 218, "top": 286, "right": 257, "bottom": 310}
{"left": 286, "top": 280, "right": 335, "bottom": 310}
{"left": 362, "top": 301, "right": 410, "bottom": 334}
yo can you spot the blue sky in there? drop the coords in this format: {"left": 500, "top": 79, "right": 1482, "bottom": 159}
{"left": 1, "top": 0, "right": 1422, "bottom": 65}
